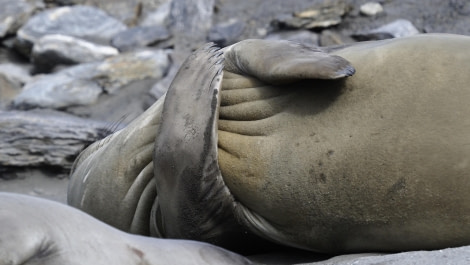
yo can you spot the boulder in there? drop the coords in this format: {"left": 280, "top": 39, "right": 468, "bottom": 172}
{"left": 111, "top": 26, "right": 171, "bottom": 52}
{"left": 13, "top": 73, "right": 102, "bottom": 109}
{"left": 0, "top": 63, "right": 33, "bottom": 109}
{"left": 13, "top": 48, "right": 170, "bottom": 110}
{"left": 352, "top": 19, "right": 420, "bottom": 41}
{"left": 15, "top": 5, "right": 127, "bottom": 55}
{"left": 0, "top": 109, "right": 113, "bottom": 174}
{"left": 208, "top": 19, "right": 245, "bottom": 47}
{"left": 0, "top": 0, "right": 41, "bottom": 38}
{"left": 32, "top": 34, "right": 119, "bottom": 73}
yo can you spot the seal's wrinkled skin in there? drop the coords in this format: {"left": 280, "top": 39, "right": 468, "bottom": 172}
{"left": 69, "top": 34, "right": 470, "bottom": 254}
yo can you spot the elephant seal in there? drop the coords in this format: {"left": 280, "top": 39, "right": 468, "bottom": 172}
{"left": 0, "top": 192, "right": 252, "bottom": 265}
{"left": 69, "top": 34, "right": 470, "bottom": 254}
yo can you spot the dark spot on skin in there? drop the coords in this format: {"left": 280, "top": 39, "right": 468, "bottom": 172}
{"left": 295, "top": 142, "right": 300, "bottom": 147}
{"left": 319, "top": 173, "right": 327, "bottom": 183}
{"left": 310, "top": 132, "right": 316, "bottom": 137}
{"left": 318, "top": 161, "right": 323, "bottom": 166}
{"left": 129, "top": 246, "right": 145, "bottom": 259}
{"left": 327, "top": 150, "right": 334, "bottom": 157}
{"left": 387, "top": 178, "right": 406, "bottom": 199}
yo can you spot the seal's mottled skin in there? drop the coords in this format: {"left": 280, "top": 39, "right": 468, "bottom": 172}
{"left": 69, "top": 34, "right": 470, "bottom": 254}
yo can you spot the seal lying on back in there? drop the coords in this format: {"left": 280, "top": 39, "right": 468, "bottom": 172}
{"left": 69, "top": 34, "right": 470, "bottom": 254}
{"left": 0, "top": 192, "right": 252, "bottom": 265}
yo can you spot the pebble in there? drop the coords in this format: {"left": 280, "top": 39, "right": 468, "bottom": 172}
{"left": 360, "top": 2, "right": 384, "bottom": 16}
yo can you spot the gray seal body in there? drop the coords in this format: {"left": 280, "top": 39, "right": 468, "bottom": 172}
{"left": 69, "top": 34, "right": 470, "bottom": 254}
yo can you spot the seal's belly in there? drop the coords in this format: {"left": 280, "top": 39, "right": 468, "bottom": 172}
{"left": 217, "top": 35, "right": 470, "bottom": 252}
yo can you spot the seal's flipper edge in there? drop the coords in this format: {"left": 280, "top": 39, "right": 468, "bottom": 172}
{"left": 153, "top": 42, "right": 228, "bottom": 241}
{"left": 223, "top": 39, "right": 355, "bottom": 84}
{"left": 153, "top": 43, "right": 268, "bottom": 253}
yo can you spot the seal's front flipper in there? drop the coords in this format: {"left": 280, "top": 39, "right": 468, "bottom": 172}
{"left": 153, "top": 43, "right": 274, "bottom": 253}
{"left": 223, "top": 39, "right": 355, "bottom": 84}
{"left": 154, "top": 43, "right": 227, "bottom": 242}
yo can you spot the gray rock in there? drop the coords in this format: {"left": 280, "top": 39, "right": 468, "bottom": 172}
{"left": 167, "top": 0, "right": 215, "bottom": 61}
{"left": 0, "top": 63, "right": 32, "bottom": 85}
{"left": 67, "top": 77, "right": 157, "bottom": 124}
{"left": 265, "top": 30, "right": 319, "bottom": 47}
{"left": 147, "top": 0, "right": 214, "bottom": 97}
{"left": 111, "top": 26, "right": 171, "bottom": 52}
{"left": 149, "top": 57, "right": 178, "bottom": 99}
{"left": 359, "top": 2, "right": 384, "bottom": 17}
{"left": 352, "top": 19, "right": 420, "bottom": 41}
{"left": 15, "top": 5, "right": 127, "bottom": 55}
{"left": 320, "top": 30, "right": 355, "bottom": 46}
{"left": 13, "top": 49, "right": 170, "bottom": 110}
{"left": 0, "top": 109, "right": 113, "bottom": 173}
{"left": 32, "top": 34, "right": 119, "bottom": 73}
{"left": 302, "top": 245, "right": 470, "bottom": 265}
{"left": 68, "top": 0, "right": 169, "bottom": 26}
{"left": 91, "top": 49, "right": 170, "bottom": 94}
{"left": 140, "top": 1, "right": 172, "bottom": 27}
{"left": 271, "top": 1, "right": 350, "bottom": 30}
{"left": 208, "top": 19, "right": 245, "bottom": 47}
{"left": 0, "top": 0, "right": 40, "bottom": 38}
{"left": 13, "top": 74, "right": 102, "bottom": 109}
{"left": 0, "top": 63, "right": 33, "bottom": 109}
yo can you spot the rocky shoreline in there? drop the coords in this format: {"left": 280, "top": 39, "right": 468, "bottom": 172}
{"left": 1, "top": 0, "right": 470, "bottom": 264}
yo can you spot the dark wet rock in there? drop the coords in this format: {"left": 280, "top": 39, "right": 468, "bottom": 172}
{"left": 15, "top": 5, "right": 127, "bottom": 56}
{"left": 359, "top": 2, "right": 384, "bottom": 17}
{"left": 13, "top": 49, "right": 170, "bottom": 110}
{"left": 32, "top": 34, "right": 119, "bottom": 73}
{"left": 0, "top": 109, "right": 113, "bottom": 174}
{"left": 352, "top": 19, "right": 420, "bottom": 41}
{"left": 208, "top": 19, "right": 245, "bottom": 47}
{"left": 46, "top": 0, "right": 76, "bottom": 5}
{"left": 265, "top": 30, "right": 320, "bottom": 47}
{"left": 0, "top": 0, "right": 41, "bottom": 38}
{"left": 111, "top": 25, "right": 171, "bottom": 52}
{"left": 271, "top": 1, "right": 351, "bottom": 31}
